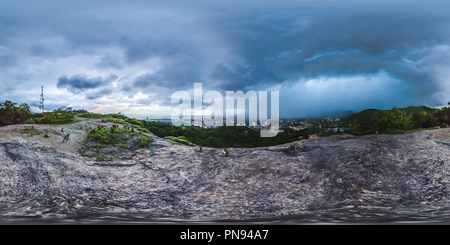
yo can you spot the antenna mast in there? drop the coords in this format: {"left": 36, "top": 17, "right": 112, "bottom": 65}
{"left": 39, "top": 86, "right": 44, "bottom": 113}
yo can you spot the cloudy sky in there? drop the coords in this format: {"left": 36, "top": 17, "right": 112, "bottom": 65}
{"left": 1, "top": 0, "right": 450, "bottom": 119}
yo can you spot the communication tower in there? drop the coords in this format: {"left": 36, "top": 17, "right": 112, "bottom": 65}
{"left": 39, "top": 86, "right": 44, "bottom": 113}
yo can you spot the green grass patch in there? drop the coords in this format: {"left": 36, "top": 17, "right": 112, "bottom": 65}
{"left": 171, "top": 137, "right": 190, "bottom": 145}
{"left": 78, "top": 112, "right": 108, "bottom": 119}
{"left": 88, "top": 126, "right": 149, "bottom": 148}
{"left": 88, "top": 127, "right": 126, "bottom": 145}
{"left": 32, "top": 112, "right": 75, "bottom": 124}
{"left": 126, "top": 118, "right": 144, "bottom": 128}
{"left": 139, "top": 135, "right": 149, "bottom": 147}
{"left": 21, "top": 127, "right": 43, "bottom": 136}
{"left": 135, "top": 125, "right": 150, "bottom": 134}
{"left": 95, "top": 156, "right": 106, "bottom": 161}
{"left": 104, "top": 117, "right": 127, "bottom": 125}
{"left": 103, "top": 117, "right": 151, "bottom": 135}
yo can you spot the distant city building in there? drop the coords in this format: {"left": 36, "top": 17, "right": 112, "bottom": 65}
{"left": 146, "top": 118, "right": 173, "bottom": 123}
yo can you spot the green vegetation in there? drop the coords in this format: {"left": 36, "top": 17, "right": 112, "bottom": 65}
{"left": 143, "top": 121, "right": 315, "bottom": 148}
{"left": 88, "top": 127, "right": 126, "bottom": 145}
{"left": 139, "top": 135, "right": 149, "bottom": 147}
{"left": 171, "top": 136, "right": 190, "bottom": 145}
{"left": 342, "top": 109, "right": 380, "bottom": 126}
{"left": 319, "top": 131, "right": 333, "bottom": 137}
{"left": 95, "top": 156, "right": 106, "bottom": 161}
{"left": 32, "top": 112, "right": 75, "bottom": 124}
{"left": 103, "top": 117, "right": 127, "bottom": 125}
{"left": 0, "top": 100, "right": 33, "bottom": 126}
{"left": 5, "top": 99, "right": 450, "bottom": 147}
{"left": 87, "top": 126, "right": 150, "bottom": 148}
{"left": 31, "top": 106, "right": 80, "bottom": 125}
{"left": 103, "top": 116, "right": 151, "bottom": 134}
{"left": 78, "top": 112, "right": 109, "bottom": 119}
{"left": 79, "top": 148, "right": 86, "bottom": 156}
{"left": 20, "top": 126, "right": 43, "bottom": 136}
{"left": 343, "top": 106, "right": 448, "bottom": 135}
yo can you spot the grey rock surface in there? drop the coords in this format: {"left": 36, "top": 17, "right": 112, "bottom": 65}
{"left": 1, "top": 130, "right": 450, "bottom": 223}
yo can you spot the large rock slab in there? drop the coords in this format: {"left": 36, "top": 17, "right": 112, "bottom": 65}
{"left": 1, "top": 130, "right": 450, "bottom": 223}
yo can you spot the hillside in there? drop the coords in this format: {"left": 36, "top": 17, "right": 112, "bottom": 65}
{"left": 342, "top": 108, "right": 380, "bottom": 124}
{"left": 343, "top": 106, "right": 436, "bottom": 125}
{"left": 0, "top": 116, "right": 151, "bottom": 162}
{"left": 2, "top": 120, "right": 450, "bottom": 223}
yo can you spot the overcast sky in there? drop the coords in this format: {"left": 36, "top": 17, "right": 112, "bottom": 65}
{"left": 1, "top": 0, "right": 450, "bottom": 119}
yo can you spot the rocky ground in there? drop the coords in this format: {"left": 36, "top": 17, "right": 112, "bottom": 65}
{"left": 2, "top": 120, "right": 450, "bottom": 223}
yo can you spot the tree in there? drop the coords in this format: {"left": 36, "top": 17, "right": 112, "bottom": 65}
{"left": 370, "top": 107, "right": 412, "bottom": 133}
{"left": 55, "top": 106, "right": 73, "bottom": 112}
{"left": 0, "top": 100, "right": 32, "bottom": 126}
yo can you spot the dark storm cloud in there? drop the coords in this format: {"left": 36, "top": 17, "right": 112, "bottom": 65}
{"left": 57, "top": 74, "right": 118, "bottom": 94}
{"left": 208, "top": 11, "right": 450, "bottom": 96}
{"left": 298, "top": 14, "right": 449, "bottom": 90}
{"left": 131, "top": 58, "right": 203, "bottom": 90}
{"left": 92, "top": 55, "right": 123, "bottom": 70}
{"left": 132, "top": 72, "right": 155, "bottom": 89}
{"left": 2, "top": 0, "right": 450, "bottom": 117}
{"left": 0, "top": 47, "right": 16, "bottom": 68}
{"left": 85, "top": 87, "right": 113, "bottom": 100}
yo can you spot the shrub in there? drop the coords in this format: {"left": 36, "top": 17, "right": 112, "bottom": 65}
{"left": 78, "top": 112, "right": 107, "bottom": 119}
{"left": 135, "top": 126, "right": 150, "bottom": 134}
{"left": 32, "top": 111, "right": 75, "bottom": 124}
{"left": 370, "top": 107, "right": 413, "bottom": 134}
{"left": 126, "top": 118, "right": 144, "bottom": 128}
{"left": 139, "top": 136, "right": 149, "bottom": 147}
{"left": 0, "top": 101, "right": 33, "bottom": 126}
{"left": 104, "top": 117, "right": 127, "bottom": 125}
{"left": 88, "top": 127, "right": 123, "bottom": 144}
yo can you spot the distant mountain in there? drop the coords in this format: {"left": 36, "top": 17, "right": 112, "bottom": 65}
{"left": 342, "top": 109, "right": 380, "bottom": 124}
{"left": 308, "top": 110, "right": 356, "bottom": 119}
{"left": 343, "top": 106, "right": 435, "bottom": 125}
{"left": 324, "top": 110, "right": 356, "bottom": 118}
